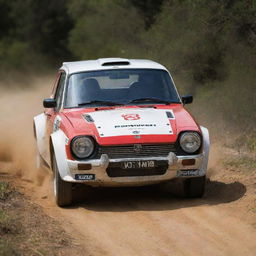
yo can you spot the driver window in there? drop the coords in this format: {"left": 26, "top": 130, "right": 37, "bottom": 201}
{"left": 55, "top": 72, "right": 66, "bottom": 110}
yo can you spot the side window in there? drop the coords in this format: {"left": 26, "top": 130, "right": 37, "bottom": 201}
{"left": 54, "top": 72, "right": 66, "bottom": 110}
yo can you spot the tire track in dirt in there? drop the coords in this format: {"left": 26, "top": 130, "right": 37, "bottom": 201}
{"left": 28, "top": 177, "right": 256, "bottom": 256}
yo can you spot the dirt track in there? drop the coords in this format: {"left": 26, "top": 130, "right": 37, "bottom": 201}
{"left": 2, "top": 162, "right": 256, "bottom": 256}
{"left": 19, "top": 166, "right": 254, "bottom": 256}
{"left": 1, "top": 80, "right": 256, "bottom": 255}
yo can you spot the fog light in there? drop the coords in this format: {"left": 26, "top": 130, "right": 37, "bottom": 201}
{"left": 182, "top": 159, "right": 195, "bottom": 166}
{"left": 78, "top": 163, "right": 92, "bottom": 170}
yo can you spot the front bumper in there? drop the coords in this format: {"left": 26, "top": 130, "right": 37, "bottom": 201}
{"left": 62, "top": 152, "right": 206, "bottom": 187}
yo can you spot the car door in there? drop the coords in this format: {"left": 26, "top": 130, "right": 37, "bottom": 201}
{"left": 44, "top": 71, "right": 66, "bottom": 164}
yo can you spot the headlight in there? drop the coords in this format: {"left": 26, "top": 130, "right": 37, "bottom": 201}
{"left": 179, "top": 132, "right": 201, "bottom": 153}
{"left": 71, "top": 136, "right": 94, "bottom": 158}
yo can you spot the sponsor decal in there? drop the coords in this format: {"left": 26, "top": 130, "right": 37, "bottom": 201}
{"left": 88, "top": 109, "right": 173, "bottom": 137}
{"left": 53, "top": 116, "right": 61, "bottom": 132}
{"left": 122, "top": 114, "right": 140, "bottom": 120}
{"left": 115, "top": 124, "right": 156, "bottom": 128}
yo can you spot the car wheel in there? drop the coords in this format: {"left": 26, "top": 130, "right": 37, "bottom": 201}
{"left": 184, "top": 176, "right": 206, "bottom": 198}
{"left": 164, "top": 176, "right": 206, "bottom": 198}
{"left": 52, "top": 154, "right": 72, "bottom": 207}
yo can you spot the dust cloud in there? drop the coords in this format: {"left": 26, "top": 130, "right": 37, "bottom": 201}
{"left": 0, "top": 76, "right": 53, "bottom": 183}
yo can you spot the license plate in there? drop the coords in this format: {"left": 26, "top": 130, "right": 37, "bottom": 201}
{"left": 75, "top": 174, "right": 95, "bottom": 180}
{"left": 122, "top": 160, "right": 155, "bottom": 169}
{"left": 177, "top": 170, "right": 199, "bottom": 177}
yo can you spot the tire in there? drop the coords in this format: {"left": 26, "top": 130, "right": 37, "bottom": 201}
{"left": 52, "top": 154, "right": 72, "bottom": 207}
{"left": 165, "top": 176, "right": 206, "bottom": 198}
{"left": 184, "top": 176, "right": 206, "bottom": 198}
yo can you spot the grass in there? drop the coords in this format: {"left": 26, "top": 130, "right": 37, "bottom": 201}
{"left": 0, "top": 179, "right": 74, "bottom": 255}
{"left": 0, "top": 182, "right": 10, "bottom": 234}
{"left": 0, "top": 240, "right": 17, "bottom": 256}
{"left": 0, "top": 182, "right": 18, "bottom": 255}
{"left": 250, "top": 207, "right": 256, "bottom": 213}
{"left": 223, "top": 155, "right": 256, "bottom": 174}
{"left": 0, "top": 209, "right": 8, "bottom": 226}
{"left": 246, "top": 135, "right": 256, "bottom": 152}
{"left": 0, "top": 182, "right": 10, "bottom": 200}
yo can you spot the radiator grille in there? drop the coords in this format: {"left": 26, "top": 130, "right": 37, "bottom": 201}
{"left": 106, "top": 166, "right": 167, "bottom": 177}
{"left": 96, "top": 144, "right": 176, "bottom": 159}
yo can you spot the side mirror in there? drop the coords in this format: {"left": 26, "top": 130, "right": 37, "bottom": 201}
{"left": 43, "top": 98, "right": 56, "bottom": 108}
{"left": 182, "top": 95, "right": 193, "bottom": 105}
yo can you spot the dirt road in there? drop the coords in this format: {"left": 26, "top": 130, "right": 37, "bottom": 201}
{"left": 1, "top": 79, "right": 256, "bottom": 255}
{"left": 2, "top": 161, "right": 256, "bottom": 256}
{"left": 19, "top": 165, "right": 253, "bottom": 256}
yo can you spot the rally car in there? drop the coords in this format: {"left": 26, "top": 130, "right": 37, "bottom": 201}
{"left": 34, "top": 58, "right": 210, "bottom": 206}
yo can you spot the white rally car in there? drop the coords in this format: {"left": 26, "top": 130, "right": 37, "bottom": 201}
{"left": 34, "top": 58, "right": 210, "bottom": 206}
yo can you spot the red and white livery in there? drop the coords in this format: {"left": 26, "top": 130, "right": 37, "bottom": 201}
{"left": 34, "top": 58, "right": 210, "bottom": 206}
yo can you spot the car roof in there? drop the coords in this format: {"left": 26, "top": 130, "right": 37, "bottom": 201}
{"left": 61, "top": 58, "right": 168, "bottom": 74}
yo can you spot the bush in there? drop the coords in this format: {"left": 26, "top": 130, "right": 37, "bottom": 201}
{"left": 68, "top": 0, "right": 144, "bottom": 59}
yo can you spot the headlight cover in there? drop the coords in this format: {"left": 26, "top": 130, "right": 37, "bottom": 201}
{"left": 71, "top": 136, "right": 94, "bottom": 158}
{"left": 179, "top": 132, "right": 201, "bottom": 153}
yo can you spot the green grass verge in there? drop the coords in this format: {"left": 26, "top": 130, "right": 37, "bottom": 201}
{"left": 0, "top": 182, "right": 19, "bottom": 255}
{"left": 224, "top": 155, "right": 256, "bottom": 174}
{"left": 0, "top": 182, "right": 10, "bottom": 200}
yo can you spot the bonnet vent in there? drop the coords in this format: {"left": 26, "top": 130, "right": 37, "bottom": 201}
{"left": 166, "top": 111, "right": 174, "bottom": 119}
{"left": 83, "top": 114, "right": 94, "bottom": 123}
{"left": 98, "top": 58, "right": 130, "bottom": 66}
{"left": 102, "top": 61, "right": 130, "bottom": 66}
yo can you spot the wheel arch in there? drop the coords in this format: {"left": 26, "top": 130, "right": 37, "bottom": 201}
{"left": 200, "top": 126, "right": 210, "bottom": 174}
{"left": 34, "top": 113, "right": 47, "bottom": 159}
{"left": 50, "top": 129, "right": 70, "bottom": 180}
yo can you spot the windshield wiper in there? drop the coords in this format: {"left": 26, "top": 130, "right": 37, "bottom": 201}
{"left": 78, "top": 100, "right": 124, "bottom": 106}
{"left": 129, "top": 97, "right": 178, "bottom": 104}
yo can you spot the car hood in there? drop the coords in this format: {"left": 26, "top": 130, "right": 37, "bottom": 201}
{"left": 62, "top": 105, "right": 200, "bottom": 145}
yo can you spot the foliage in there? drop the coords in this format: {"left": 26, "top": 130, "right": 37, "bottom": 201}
{"left": 0, "top": 0, "right": 255, "bottom": 135}
{"left": 129, "top": 0, "right": 164, "bottom": 28}
{"left": 0, "top": 0, "right": 72, "bottom": 70}
{"left": 68, "top": 0, "right": 144, "bottom": 59}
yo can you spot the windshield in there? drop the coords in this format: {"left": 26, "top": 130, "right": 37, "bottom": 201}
{"left": 64, "top": 69, "right": 181, "bottom": 108}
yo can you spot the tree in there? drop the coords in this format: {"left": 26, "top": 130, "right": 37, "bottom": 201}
{"left": 129, "top": 0, "right": 164, "bottom": 28}
{"left": 68, "top": 0, "right": 144, "bottom": 59}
